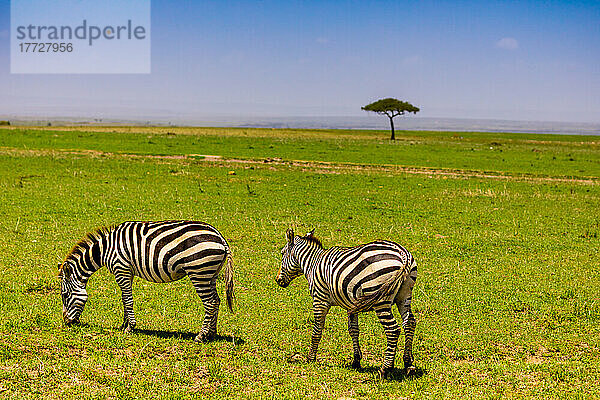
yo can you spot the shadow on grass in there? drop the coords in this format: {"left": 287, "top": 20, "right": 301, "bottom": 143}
{"left": 134, "top": 328, "right": 245, "bottom": 345}
{"left": 66, "top": 323, "right": 244, "bottom": 345}
{"left": 347, "top": 365, "right": 427, "bottom": 382}
{"left": 285, "top": 353, "right": 426, "bottom": 382}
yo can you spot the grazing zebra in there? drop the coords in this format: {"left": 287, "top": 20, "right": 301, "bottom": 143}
{"left": 275, "top": 229, "right": 417, "bottom": 378}
{"left": 58, "top": 221, "right": 234, "bottom": 342}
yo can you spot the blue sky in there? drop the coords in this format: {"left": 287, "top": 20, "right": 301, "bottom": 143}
{"left": 0, "top": 0, "right": 599, "bottom": 122}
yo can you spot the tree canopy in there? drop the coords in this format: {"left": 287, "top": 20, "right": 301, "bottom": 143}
{"left": 361, "top": 98, "right": 420, "bottom": 140}
{"left": 361, "top": 98, "right": 420, "bottom": 118}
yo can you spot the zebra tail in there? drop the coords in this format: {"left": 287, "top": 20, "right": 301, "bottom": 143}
{"left": 224, "top": 251, "right": 235, "bottom": 312}
{"left": 349, "top": 268, "right": 408, "bottom": 314}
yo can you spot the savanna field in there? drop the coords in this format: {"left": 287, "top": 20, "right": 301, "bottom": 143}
{"left": 0, "top": 126, "right": 599, "bottom": 399}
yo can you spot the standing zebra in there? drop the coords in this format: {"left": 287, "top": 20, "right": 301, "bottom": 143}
{"left": 59, "top": 221, "right": 234, "bottom": 342}
{"left": 276, "top": 229, "right": 417, "bottom": 378}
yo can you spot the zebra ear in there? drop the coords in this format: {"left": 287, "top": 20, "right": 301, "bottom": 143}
{"left": 286, "top": 228, "right": 294, "bottom": 243}
{"left": 60, "top": 263, "right": 72, "bottom": 279}
{"left": 307, "top": 228, "right": 315, "bottom": 237}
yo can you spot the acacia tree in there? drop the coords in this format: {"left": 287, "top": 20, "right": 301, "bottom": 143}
{"left": 362, "top": 98, "right": 420, "bottom": 140}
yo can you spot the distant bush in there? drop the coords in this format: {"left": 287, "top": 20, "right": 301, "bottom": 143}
{"left": 0, "top": 121, "right": 10, "bottom": 126}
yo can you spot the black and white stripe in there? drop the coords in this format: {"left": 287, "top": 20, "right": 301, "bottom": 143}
{"left": 276, "top": 228, "right": 417, "bottom": 378}
{"left": 59, "top": 221, "right": 234, "bottom": 342}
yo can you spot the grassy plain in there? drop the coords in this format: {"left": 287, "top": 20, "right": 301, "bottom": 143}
{"left": 0, "top": 126, "right": 599, "bottom": 399}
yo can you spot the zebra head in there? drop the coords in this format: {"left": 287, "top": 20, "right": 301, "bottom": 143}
{"left": 276, "top": 228, "right": 303, "bottom": 288}
{"left": 58, "top": 261, "right": 88, "bottom": 325}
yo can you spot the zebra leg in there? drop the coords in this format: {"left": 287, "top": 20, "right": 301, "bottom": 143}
{"left": 374, "top": 304, "right": 401, "bottom": 379}
{"left": 190, "top": 275, "right": 220, "bottom": 342}
{"left": 307, "top": 301, "right": 330, "bottom": 362}
{"left": 396, "top": 269, "right": 417, "bottom": 374}
{"left": 348, "top": 312, "right": 362, "bottom": 369}
{"left": 397, "top": 296, "right": 416, "bottom": 373}
{"left": 115, "top": 270, "right": 136, "bottom": 332}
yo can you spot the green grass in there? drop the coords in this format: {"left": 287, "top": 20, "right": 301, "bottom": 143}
{"left": 0, "top": 126, "right": 599, "bottom": 399}
{"left": 2, "top": 126, "right": 599, "bottom": 177}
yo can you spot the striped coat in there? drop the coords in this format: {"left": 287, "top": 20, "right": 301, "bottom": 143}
{"left": 59, "top": 221, "right": 234, "bottom": 342}
{"left": 276, "top": 229, "right": 417, "bottom": 378}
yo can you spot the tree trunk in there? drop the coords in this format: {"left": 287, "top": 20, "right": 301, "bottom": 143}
{"left": 389, "top": 116, "right": 395, "bottom": 140}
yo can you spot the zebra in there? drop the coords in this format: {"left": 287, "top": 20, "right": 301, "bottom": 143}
{"left": 58, "top": 220, "right": 234, "bottom": 342}
{"left": 275, "top": 228, "right": 417, "bottom": 378}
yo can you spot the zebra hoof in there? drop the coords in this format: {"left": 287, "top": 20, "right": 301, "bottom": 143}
{"left": 351, "top": 359, "right": 361, "bottom": 369}
{"left": 405, "top": 365, "right": 416, "bottom": 376}
{"left": 195, "top": 332, "right": 215, "bottom": 343}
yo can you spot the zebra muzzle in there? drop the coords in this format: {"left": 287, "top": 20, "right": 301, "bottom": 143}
{"left": 63, "top": 311, "right": 80, "bottom": 326}
{"left": 64, "top": 317, "right": 80, "bottom": 326}
{"left": 275, "top": 276, "right": 288, "bottom": 288}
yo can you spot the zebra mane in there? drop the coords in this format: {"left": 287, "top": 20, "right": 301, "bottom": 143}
{"left": 302, "top": 232, "right": 323, "bottom": 249}
{"left": 61, "top": 226, "right": 112, "bottom": 269}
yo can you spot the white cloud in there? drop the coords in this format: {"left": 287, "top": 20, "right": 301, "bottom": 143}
{"left": 496, "top": 37, "right": 519, "bottom": 50}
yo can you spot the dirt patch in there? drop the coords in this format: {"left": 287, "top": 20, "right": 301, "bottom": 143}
{"left": 1, "top": 146, "right": 598, "bottom": 185}
{"left": 526, "top": 355, "right": 546, "bottom": 364}
{"left": 219, "top": 157, "right": 599, "bottom": 185}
